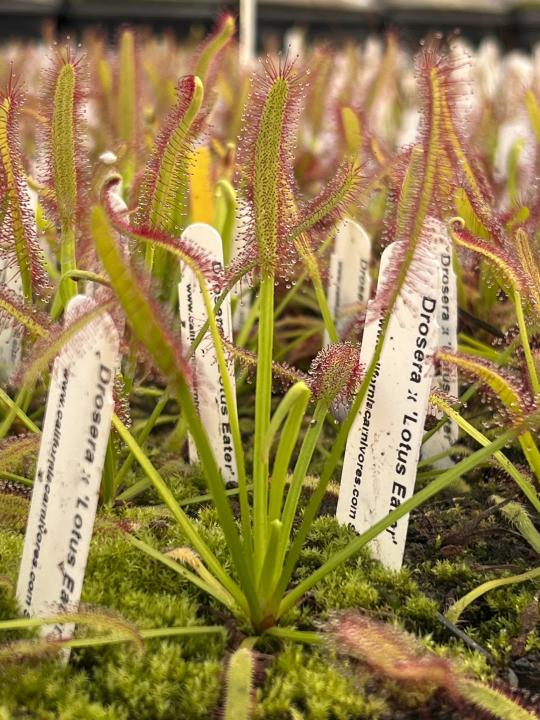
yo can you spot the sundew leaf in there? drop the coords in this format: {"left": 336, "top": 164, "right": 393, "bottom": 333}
{"left": 386, "top": 53, "right": 446, "bottom": 253}
{"left": 0, "top": 286, "right": 50, "bottom": 338}
{"left": 442, "top": 98, "right": 489, "bottom": 207}
{"left": 91, "top": 204, "right": 191, "bottom": 387}
{"left": 52, "top": 62, "right": 79, "bottom": 228}
{"left": 437, "top": 349, "right": 534, "bottom": 421}
{"left": 326, "top": 612, "right": 540, "bottom": 720}
{"left": 192, "top": 13, "right": 235, "bottom": 86}
{"left": 136, "top": 74, "right": 204, "bottom": 236}
{"left": 454, "top": 187, "right": 490, "bottom": 239}
{"left": 454, "top": 181, "right": 505, "bottom": 245}
{"left": 0, "top": 607, "right": 144, "bottom": 660}
{"left": 303, "top": 47, "right": 333, "bottom": 143}
{"left": 102, "top": 177, "right": 219, "bottom": 285}
{"left": 236, "top": 57, "right": 304, "bottom": 277}
{"left": 220, "top": 333, "right": 307, "bottom": 388}
{"left": 0, "top": 434, "right": 40, "bottom": 472}
{"left": 372, "top": 47, "right": 451, "bottom": 316}
{"left": 222, "top": 647, "right": 256, "bottom": 720}
{"left": 456, "top": 679, "right": 540, "bottom": 720}
{"left": 365, "top": 32, "right": 399, "bottom": 117}
{"left": 164, "top": 546, "right": 237, "bottom": 609}
{"left": 97, "top": 54, "right": 113, "bottom": 117}
{"left": 17, "top": 295, "right": 116, "bottom": 386}
{"left": 450, "top": 224, "right": 526, "bottom": 297}
{"left": 491, "top": 495, "right": 540, "bottom": 554}
{"left": 0, "top": 80, "right": 48, "bottom": 299}
{"left": 286, "top": 161, "right": 362, "bottom": 245}
{"left": 393, "top": 144, "right": 424, "bottom": 242}
{"left": 253, "top": 70, "right": 293, "bottom": 275}
{"left": 40, "top": 49, "right": 89, "bottom": 301}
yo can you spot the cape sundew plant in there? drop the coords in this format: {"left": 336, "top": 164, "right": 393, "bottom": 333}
{"left": 0, "top": 25, "right": 539, "bottom": 720}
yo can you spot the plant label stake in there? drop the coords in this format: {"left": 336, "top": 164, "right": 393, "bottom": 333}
{"left": 232, "top": 277, "right": 252, "bottom": 335}
{"left": 494, "top": 113, "right": 534, "bottom": 210}
{"left": 232, "top": 210, "right": 253, "bottom": 334}
{"left": 178, "top": 223, "right": 238, "bottom": 483}
{"left": 421, "top": 220, "right": 458, "bottom": 467}
{"left": 336, "top": 242, "right": 439, "bottom": 569}
{"left": 0, "top": 262, "right": 22, "bottom": 384}
{"left": 325, "top": 218, "right": 371, "bottom": 345}
{"left": 16, "top": 295, "right": 119, "bottom": 643}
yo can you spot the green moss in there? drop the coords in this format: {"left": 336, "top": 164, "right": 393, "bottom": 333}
{"left": 0, "top": 474, "right": 536, "bottom": 718}
{"left": 255, "top": 644, "right": 388, "bottom": 719}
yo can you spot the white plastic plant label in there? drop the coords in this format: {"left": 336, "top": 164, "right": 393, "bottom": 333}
{"left": 0, "top": 261, "right": 22, "bottom": 384}
{"left": 397, "top": 107, "right": 420, "bottom": 148}
{"left": 16, "top": 295, "right": 119, "bottom": 642}
{"left": 421, "top": 220, "right": 458, "bottom": 467}
{"left": 336, "top": 242, "right": 439, "bottom": 569}
{"left": 232, "top": 280, "right": 252, "bottom": 335}
{"left": 231, "top": 208, "right": 253, "bottom": 335}
{"left": 325, "top": 218, "right": 371, "bottom": 345}
{"left": 178, "top": 223, "right": 238, "bottom": 484}
{"left": 494, "top": 114, "right": 535, "bottom": 210}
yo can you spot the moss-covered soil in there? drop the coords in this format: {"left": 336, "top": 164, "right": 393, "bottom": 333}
{"left": 1, "top": 457, "right": 539, "bottom": 720}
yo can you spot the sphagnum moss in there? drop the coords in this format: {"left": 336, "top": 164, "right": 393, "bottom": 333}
{"left": 1, "top": 472, "right": 537, "bottom": 719}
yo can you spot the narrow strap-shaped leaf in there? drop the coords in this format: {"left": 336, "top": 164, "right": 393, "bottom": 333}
{"left": 126, "top": 534, "right": 239, "bottom": 613}
{"left": 278, "top": 423, "right": 527, "bottom": 616}
{"left": 93, "top": 207, "right": 260, "bottom": 621}
{"left": 267, "top": 382, "right": 311, "bottom": 523}
{"left": 111, "top": 413, "right": 249, "bottom": 616}
{"left": 446, "top": 565, "right": 540, "bottom": 625}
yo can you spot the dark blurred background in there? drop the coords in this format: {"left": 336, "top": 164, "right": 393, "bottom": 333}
{"left": 1, "top": 0, "right": 540, "bottom": 49}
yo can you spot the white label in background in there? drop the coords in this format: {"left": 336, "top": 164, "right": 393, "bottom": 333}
{"left": 397, "top": 107, "right": 420, "bottom": 148}
{"left": 336, "top": 242, "right": 439, "bottom": 569}
{"left": 16, "top": 295, "right": 119, "bottom": 642}
{"left": 232, "top": 281, "right": 252, "bottom": 335}
{"left": 421, "top": 222, "right": 458, "bottom": 467}
{"left": 178, "top": 223, "right": 238, "bottom": 484}
{"left": 325, "top": 218, "right": 371, "bottom": 345}
{"left": 494, "top": 115, "right": 535, "bottom": 210}
{"left": 231, "top": 209, "right": 253, "bottom": 335}
{"left": 0, "top": 261, "right": 22, "bottom": 384}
